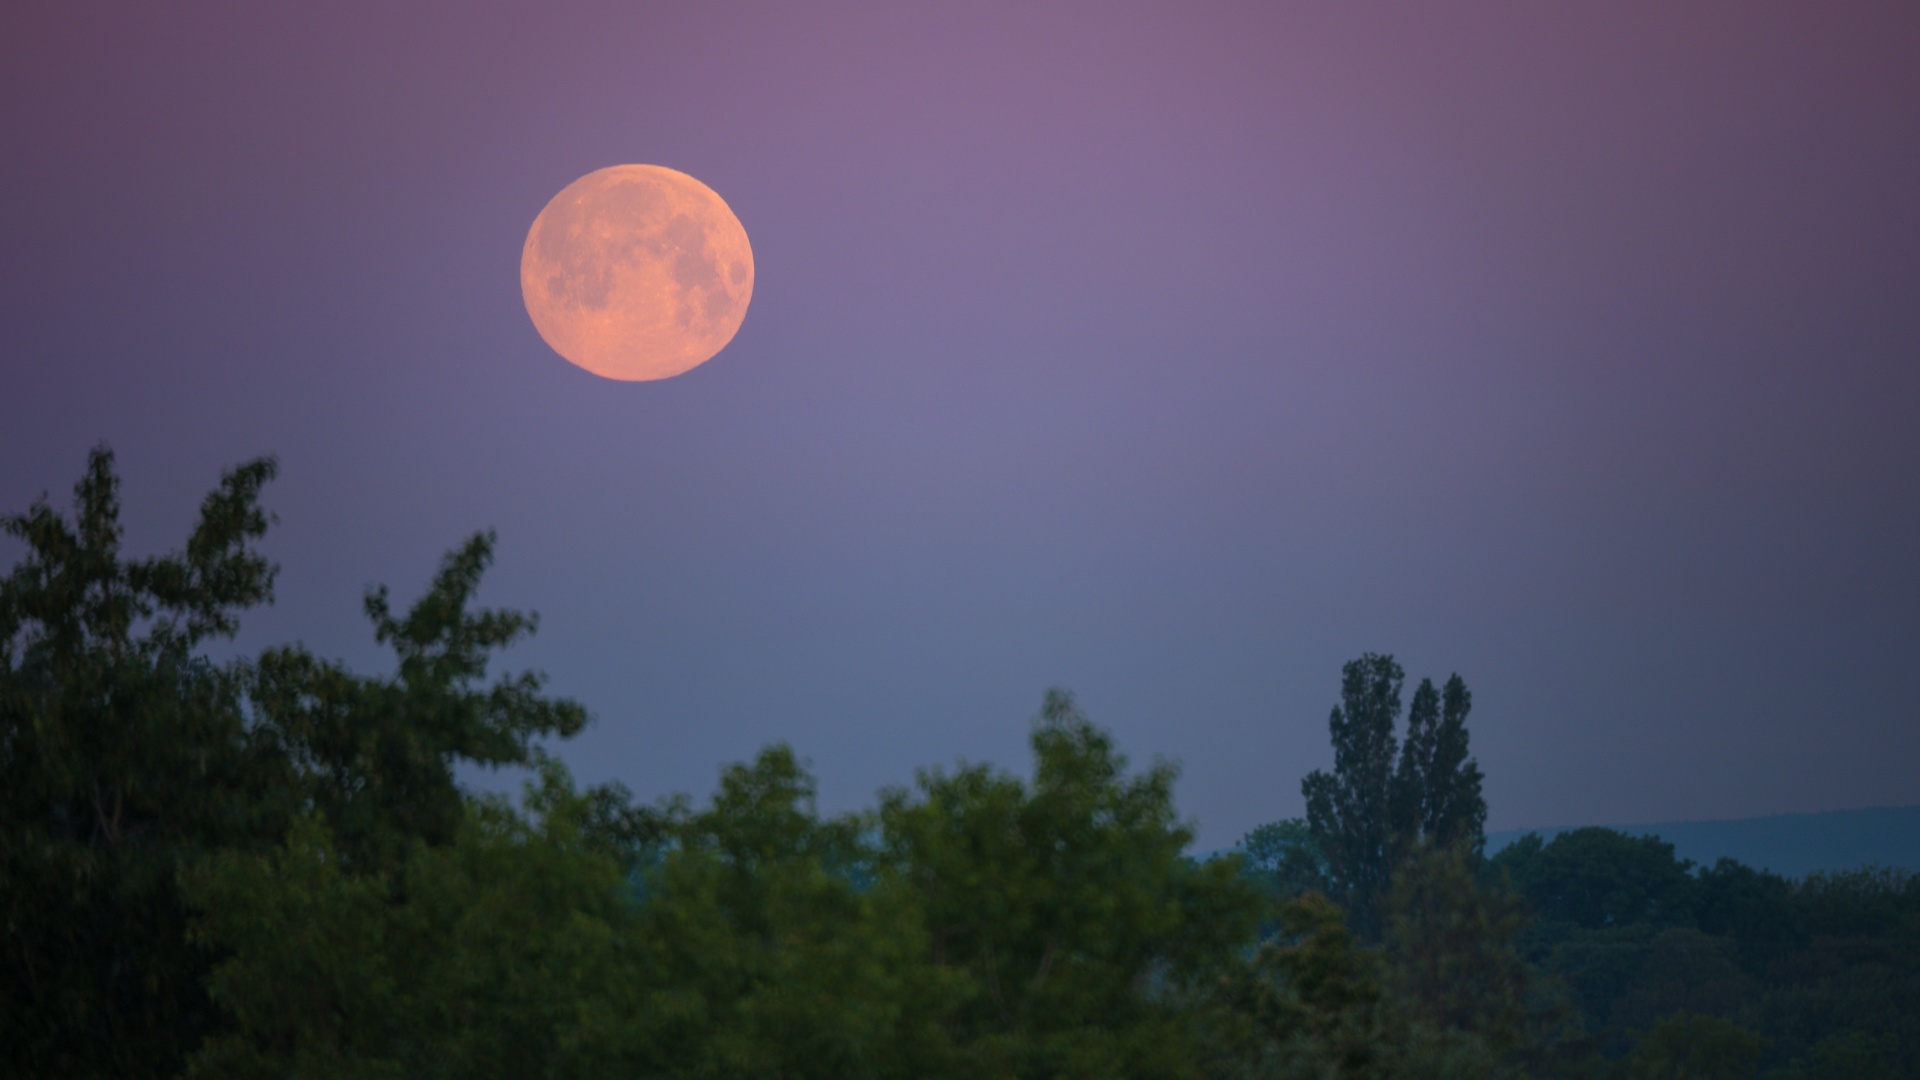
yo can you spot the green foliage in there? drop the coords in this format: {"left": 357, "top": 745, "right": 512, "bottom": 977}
{"left": 1792, "top": 866, "right": 1920, "bottom": 939}
{"left": 616, "top": 743, "right": 945, "bottom": 1080}
{"left": 1301, "top": 654, "right": 1404, "bottom": 935}
{"left": 879, "top": 688, "right": 1263, "bottom": 1079}
{"left": 1764, "top": 1030, "right": 1904, "bottom": 1080}
{"left": 1240, "top": 818, "right": 1329, "bottom": 901}
{"left": 1555, "top": 925, "right": 1754, "bottom": 1038}
{"left": 1616, "top": 1012, "right": 1763, "bottom": 1080}
{"left": 1492, "top": 828, "right": 1702, "bottom": 931}
{"left": 1493, "top": 829, "right": 1920, "bottom": 1076}
{"left": 1384, "top": 843, "right": 1531, "bottom": 1052}
{"left": 1202, "top": 892, "right": 1507, "bottom": 1080}
{"left": 182, "top": 686, "right": 1265, "bottom": 1080}
{"left": 245, "top": 530, "right": 589, "bottom": 874}
{"left": 1, "top": 446, "right": 587, "bottom": 1078}
{"left": 1205, "top": 892, "right": 1391, "bottom": 1078}
{"left": 1697, "top": 858, "right": 1802, "bottom": 952}
{"left": 182, "top": 757, "right": 640, "bottom": 1079}
{"left": 2, "top": 445, "right": 282, "bottom": 1077}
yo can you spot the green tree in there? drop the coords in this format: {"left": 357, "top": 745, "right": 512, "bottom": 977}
{"left": 1205, "top": 891, "right": 1393, "bottom": 1078}
{"left": 1763, "top": 1030, "right": 1903, "bottom": 1080}
{"left": 1490, "top": 828, "right": 1701, "bottom": 931}
{"left": 2, "top": 445, "right": 282, "bottom": 1077}
{"left": 1, "top": 446, "right": 591, "bottom": 1078}
{"left": 183, "top": 756, "right": 646, "bottom": 1079}
{"left": 1376, "top": 843, "right": 1609, "bottom": 1078}
{"left": 1618, "top": 1011, "right": 1763, "bottom": 1080}
{"left": 1301, "top": 655, "right": 1487, "bottom": 936}
{"left": 1240, "top": 818, "right": 1329, "bottom": 900}
{"left": 1791, "top": 865, "right": 1920, "bottom": 939}
{"left": 1696, "top": 858, "right": 1800, "bottom": 943}
{"left": 1202, "top": 892, "right": 1505, "bottom": 1080}
{"left": 615, "top": 744, "right": 949, "bottom": 1080}
{"left": 184, "top": 739, "right": 949, "bottom": 1080}
{"left": 1383, "top": 843, "right": 1530, "bottom": 1053}
{"left": 241, "top": 529, "right": 588, "bottom": 874}
{"left": 879, "top": 688, "right": 1262, "bottom": 1079}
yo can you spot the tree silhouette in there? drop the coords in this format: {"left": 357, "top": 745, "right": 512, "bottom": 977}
{"left": 1301, "top": 654, "right": 1487, "bottom": 936}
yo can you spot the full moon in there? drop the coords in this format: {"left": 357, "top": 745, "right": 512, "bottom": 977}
{"left": 520, "top": 165, "right": 754, "bottom": 381}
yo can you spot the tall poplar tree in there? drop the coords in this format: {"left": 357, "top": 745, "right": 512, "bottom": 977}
{"left": 1302, "top": 654, "right": 1404, "bottom": 934}
{"left": 1392, "top": 674, "right": 1486, "bottom": 855}
{"left": 1301, "top": 655, "right": 1486, "bottom": 936}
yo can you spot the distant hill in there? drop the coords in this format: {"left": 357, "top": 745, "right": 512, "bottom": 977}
{"left": 1485, "top": 804, "right": 1920, "bottom": 879}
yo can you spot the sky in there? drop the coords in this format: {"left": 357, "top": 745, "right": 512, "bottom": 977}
{"left": 3, "top": 1, "right": 1917, "bottom": 849}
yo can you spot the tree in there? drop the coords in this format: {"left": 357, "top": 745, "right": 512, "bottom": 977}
{"left": 1391, "top": 674, "right": 1486, "bottom": 855}
{"left": 1383, "top": 843, "right": 1531, "bottom": 1052}
{"left": 2, "top": 445, "right": 282, "bottom": 1077}
{"left": 1488, "top": 828, "right": 1701, "bottom": 931}
{"left": 616, "top": 744, "right": 949, "bottom": 1080}
{"left": 1234, "top": 837, "right": 1597, "bottom": 1080}
{"left": 1695, "top": 857, "right": 1802, "bottom": 952}
{"left": 1301, "top": 654, "right": 1487, "bottom": 936}
{"left": 1240, "top": 817, "right": 1329, "bottom": 900}
{"left": 1, "top": 445, "right": 591, "bottom": 1078}
{"left": 1201, "top": 891, "right": 1506, "bottom": 1080}
{"left": 1204, "top": 891, "right": 1393, "bottom": 1079}
{"left": 1617, "top": 1011, "right": 1763, "bottom": 1080}
{"left": 1765, "top": 1030, "right": 1903, "bottom": 1080}
{"left": 183, "top": 756, "right": 649, "bottom": 1080}
{"left": 242, "top": 529, "right": 588, "bottom": 874}
{"left": 1301, "top": 655, "right": 1402, "bottom": 935}
{"left": 878, "top": 689, "right": 1262, "bottom": 1079}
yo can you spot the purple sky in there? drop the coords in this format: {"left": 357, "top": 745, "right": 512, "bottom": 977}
{"left": 4, "top": 1, "right": 1917, "bottom": 848}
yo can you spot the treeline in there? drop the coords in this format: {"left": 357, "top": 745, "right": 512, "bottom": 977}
{"left": 1237, "top": 822, "right": 1920, "bottom": 1078}
{"left": 3, "top": 448, "right": 1915, "bottom": 1079}
{"left": 1496, "top": 828, "right": 1919, "bottom": 1075}
{"left": 1238, "top": 659, "right": 1920, "bottom": 1080}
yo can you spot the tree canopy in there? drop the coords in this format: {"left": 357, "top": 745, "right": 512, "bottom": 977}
{"left": 878, "top": 688, "right": 1262, "bottom": 1078}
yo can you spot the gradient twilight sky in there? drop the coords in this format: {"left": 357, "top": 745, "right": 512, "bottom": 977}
{"left": 4, "top": 2, "right": 1917, "bottom": 848}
